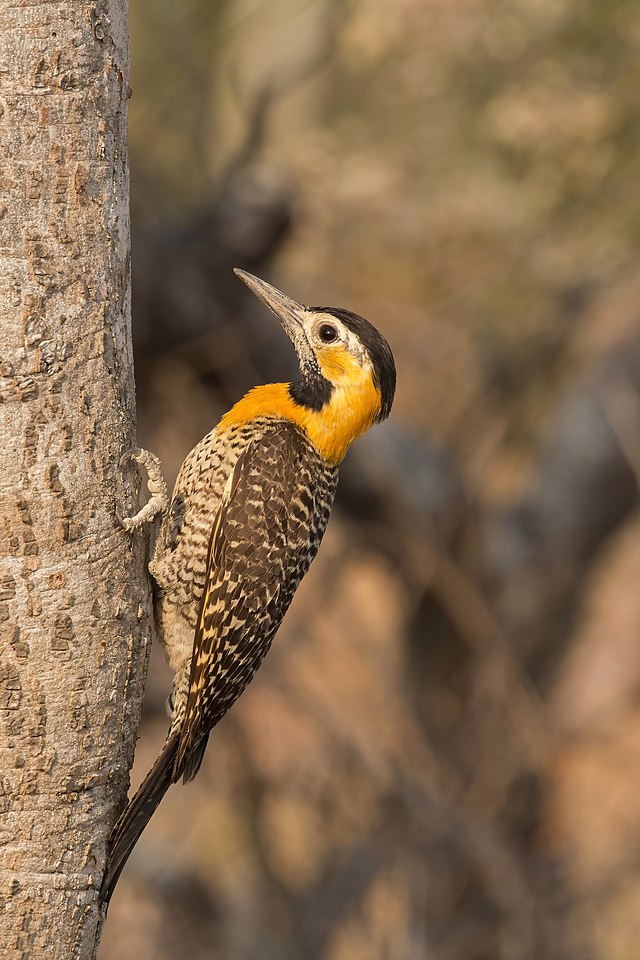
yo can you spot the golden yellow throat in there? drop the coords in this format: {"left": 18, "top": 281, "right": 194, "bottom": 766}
{"left": 219, "top": 361, "right": 381, "bottom": 466}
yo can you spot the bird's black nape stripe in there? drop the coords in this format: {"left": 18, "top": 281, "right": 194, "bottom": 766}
{"left": 289, "top": 374, "right": 334, "bottom": 412}
{"left": 312, "top": 306, "right": 396, "bottom": 421}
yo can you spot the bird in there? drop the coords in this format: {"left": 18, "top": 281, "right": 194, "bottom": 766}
{"left": 99, "top": 268, "right": 396, "bottom": 905}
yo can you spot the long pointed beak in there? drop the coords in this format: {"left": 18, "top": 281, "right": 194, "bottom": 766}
{"left": 234, "top": 269, "right": 306, "bottom": 341}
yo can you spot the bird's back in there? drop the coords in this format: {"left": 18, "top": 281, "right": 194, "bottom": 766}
{"left": 171, "top": 418, "right": 338, "bottom": 775}
{"left": 151, "top": 416, "right": 338, "bottom": 735}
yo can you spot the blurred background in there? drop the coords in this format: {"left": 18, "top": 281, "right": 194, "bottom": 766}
{"left": 101, "top": 1, "right": 640, "bottom": 957}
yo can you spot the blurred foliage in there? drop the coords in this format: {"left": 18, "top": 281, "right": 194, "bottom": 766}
{"left": 102, "top": 1, "right": 640, "bottom": 959}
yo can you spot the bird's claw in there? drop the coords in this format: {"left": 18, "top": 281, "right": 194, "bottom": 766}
{"left": 117, "top": 447, "right": 169, "bottom": 531}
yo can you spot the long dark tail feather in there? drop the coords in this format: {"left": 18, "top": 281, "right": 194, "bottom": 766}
{"left": 181, "top": 732, "right": 210, "bottom": 785}
{"left": 99, "top": 733, "right": 179, "bottom": 907}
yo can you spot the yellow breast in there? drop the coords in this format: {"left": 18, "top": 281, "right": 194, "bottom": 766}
{"left": 218, "top": 355, "right": 382, "bottom": 466}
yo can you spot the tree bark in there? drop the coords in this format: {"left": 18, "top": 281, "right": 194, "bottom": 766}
{"left": 0, "top": 3, "right": 148, "bottom": 958}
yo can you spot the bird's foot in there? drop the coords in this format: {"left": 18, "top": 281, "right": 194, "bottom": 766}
{"left": 117, "top": 447, "right": 169, "bottom": 531}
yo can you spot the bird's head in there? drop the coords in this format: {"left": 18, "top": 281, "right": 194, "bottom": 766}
{"left": 234, "top": 269, "right": 396, "bottom": 444}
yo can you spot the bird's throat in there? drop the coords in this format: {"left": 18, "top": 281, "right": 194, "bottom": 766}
{"left": 218, "top": 379, "right": 381, "bottom": 465}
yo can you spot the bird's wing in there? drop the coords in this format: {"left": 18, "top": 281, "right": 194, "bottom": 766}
{"left": 174, "top": 421, "right": 332, "bottom": 781}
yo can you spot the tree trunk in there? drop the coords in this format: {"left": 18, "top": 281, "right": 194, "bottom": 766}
{"left": 0, "top": 3, "right": 148, "bottom": 958}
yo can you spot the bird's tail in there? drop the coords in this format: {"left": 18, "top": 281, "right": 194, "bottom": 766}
{"left": 99, "top": 733, "right": 179, "bottom": 907}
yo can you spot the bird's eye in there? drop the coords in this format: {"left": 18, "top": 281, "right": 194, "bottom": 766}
{"left": 318, "top": 324, "right": 338, "bottom": 343}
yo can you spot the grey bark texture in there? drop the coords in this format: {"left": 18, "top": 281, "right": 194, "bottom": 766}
{"left": 0, "top": 2, "right": 150, "bottom": 958}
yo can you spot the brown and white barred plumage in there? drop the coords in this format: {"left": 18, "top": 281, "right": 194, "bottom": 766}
{"left": 171, "top": 420, "right": 338, "bottom": 774}
{"left": 100, "top": 271, "right": 395, "bottom": 905}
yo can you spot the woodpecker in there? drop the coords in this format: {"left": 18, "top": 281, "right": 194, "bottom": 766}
{"left": 100, "top": 269, "right": 396, "bottom": 904}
